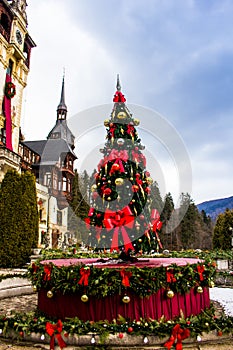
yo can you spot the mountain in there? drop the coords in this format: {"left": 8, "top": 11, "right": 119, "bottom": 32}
{"left": 197, "top": 196, "right": 233, "bottom": 221}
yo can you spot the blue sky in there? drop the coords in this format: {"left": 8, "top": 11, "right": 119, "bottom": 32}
{"left": 22, "top": 0, "right": 233, "bottom": 204}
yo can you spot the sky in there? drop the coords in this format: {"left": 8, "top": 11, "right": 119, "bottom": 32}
{"left": 21, "top": 0, "right": 233, "bottom": 205}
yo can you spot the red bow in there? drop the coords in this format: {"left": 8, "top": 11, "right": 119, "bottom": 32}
{"left": 113, "top": 91, "right": 126, "bottom": 102}
{"left": 120, "top": 269, "right": 132, "bottom": 287}
{"left": 166, "top": 269, "right": 177, "bottom": 283}
{"left": 131, "top": 150, "right": 146, "bottom": 167}
{"left": 78, "top": 266, "right": 91, "bottom": 286}
{"left": 43, "top": 264, "right": 52, "bottom": 281}
{"left": 46, "top": 320, "right": 66, "bottom": 350}
{"left": 197, "top": 264, "right": 205, "bottom": 281}
{"left": 103, "top": 207, "right": 135, "bottom": 252}
{"left": 127, "top": 124, "right": 135, "bottom": 135}
{"left": 107, "top": 149, "right": 129, "bottom": 163}
{"left": 31, "top": 263, "right": 39, "bottom": 273}
{"left": 164, "top": 324, "right": 190, "bottom": 350}
{"left": 109, "top": 124, "right": 116, "bottom": 137}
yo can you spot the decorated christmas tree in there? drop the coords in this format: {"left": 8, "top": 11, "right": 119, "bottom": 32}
{"left": 85, "top": 76, "right": 162, "bottom": 253}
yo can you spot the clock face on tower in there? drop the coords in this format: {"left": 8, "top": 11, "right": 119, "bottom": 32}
{"left": 16, "top": 29, "right": 23, "bottom": 45}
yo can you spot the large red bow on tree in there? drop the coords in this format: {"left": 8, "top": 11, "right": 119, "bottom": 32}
{"left": 113, "top": 91, "right": 126, "bottom": 102}
{"left": 46, "top": 320, "right": 67, "bottom": 350}
{"left": 103, "top": 206, "right": 135, "bottom": 252}
{"left": 164, "top": 324, "right": 190, "bottom": 350}
{"left": 107, "top": 149, "right": 129, "bottom": 163}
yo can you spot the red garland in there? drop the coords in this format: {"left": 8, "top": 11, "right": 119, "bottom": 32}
{"left": 164, "top": 324, "right": 190, "bottom": 350}
{"left": 113, "top": 90, "right": 126, "bottom": 102}
{"left": 43, "top": 264, "right": 52, "bottom": 281}
{"left": 120, "top": 269, "right": 132, "bottom": 287}
{"left": 46, "top": 320, "right": 66, "bottom": 350}
{"left": 78, "top": 266, "right": 90, "bottom": 286}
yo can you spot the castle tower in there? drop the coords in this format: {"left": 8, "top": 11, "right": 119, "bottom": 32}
{"left": 0, "top": 0, "right": 35, "bottom": 179}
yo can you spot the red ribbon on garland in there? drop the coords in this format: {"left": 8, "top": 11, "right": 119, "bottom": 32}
{"left": 166, "top": 269, "right": 177, "bottom": 283}
{"left": 164, "top": 324, "right": 190, "bottom": 350}
{"left": 113, "top": 90, "right": 126, "bottom": 102}
{"left": 109, "top": 158, "right": 125, "bottom": 175}
{"left": 120, "top": 269, "right": 132, "bottom": 287}
{"left": 46, "top": 319, "right": 67, "bottom": 350}
{"left": 103, "top": 207, "right": 135, "bottom": 252}
{"left": 197, "top": 264, "right": 205, "bottom": 281}
{"left": 43, "top": 264, "right": 52, "bottom": 281}
{"left": 78, "top": 266, "right": 91, "bottom": 286}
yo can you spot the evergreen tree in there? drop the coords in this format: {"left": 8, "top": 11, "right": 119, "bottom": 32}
{"left": 0, "top": 170, "right": 38, "bottom": 267}
{"left": 160, "top": 192, "right": 174, "bottom": 249}
{"left": 213, "top": 208, "right": 233, "bottom": 250}
{"left": 68, "top": 170, "right": 90, "bottom": 242}
{"left": 85, "top": 80, "right": 162, "bottom": 253}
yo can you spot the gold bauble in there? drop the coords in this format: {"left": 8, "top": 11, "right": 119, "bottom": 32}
{"left": 91, "top": 184, "right": 97, "bottom": 192}
{"left": 81, "top": 294, "right": 89, "bottom": 303}
{"left": 106, "top": 197, "right": 112, "bottom": 201}
{"left": 166, "top": 290, "right": 174, "bottom": 299}
{"left": 117, "top": 111, "right": 127, "bottom": 119}
{"left": 196, "top": 286, "right": 203, "bottom": 294}
{"left": 209, "top": 280, "right": 215, "bottom": 288}
{"left": 32, "top": 285, "right": 37, "bottom": 292}
{"left": 104, "top": 119, "right": 110, "bottom": 127}
{"left": 134, "top": 118, "right": 140, "bottom": 126}
{"left": 47, "top": 290, "right": 53, "bottom": 298}
{"left": 130, "top": 177, "right": 134, "bottom": 181}
{"left": 122, "top": 295, "right": 130, "bottom": 303}
{"left": 138, "top": 238, "right": 142, "bottom": 243}
{"left": 115, "top": 178, "right": 124, "bottom": 186}
{"left": 147, "top": 177, "right": 153, "bottom": 185}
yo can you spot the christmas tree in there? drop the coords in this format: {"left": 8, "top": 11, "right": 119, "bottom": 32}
{"left": 85, "top": 76, "right": 162, "bottom": 253}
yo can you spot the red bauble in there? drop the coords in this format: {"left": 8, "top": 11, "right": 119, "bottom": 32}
{"left": 92, "top": 192, "right": 99, "bottom": 200}
{"left": 118, "top": 333, "right": 124, "bottom": 339}
{"left": 111, "top": 163, "right": 120, "bottom": 172}
{"left": 104, "top": 188, "right": 112, "bottom": 196}
{"left": 132, "top": 185, "right": 139, "bottom": 192}
{"left": 139, "top": 215, "right": 145, "bottom": 220}
{"left": 127, "top": 327, "right": 133, "bottom": 333}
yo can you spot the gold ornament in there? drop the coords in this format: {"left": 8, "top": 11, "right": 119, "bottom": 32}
{"left": 122, "top": 295, "right": 130, "bottom": 303}
{"left": 130, "top": 177, "right": 134, "bottom": 181}
{"left": 47, "top": 290, "right": 53, "bottom": 298}
{"left": 134, "top": 118, "right": 140, "bottom": 126}
{"left": 166, "top": 290, "right": 174, "bottom": 299}
{"left": 196, "top": 286, "right": 203, "bottom": 294}
{"left": 108, "top": 180, "right": 111, "bottom": 183}
{"left": 104, "top": 119, "right": 110, "bottom": 127}
{"left": 115, "top": 178, "right": 124, "bottom": 186}
{"left": 147, "top": 177, "right": 153, "bottom": 185}
{"left": 117, "top": 111, "right": 127, "bottom": 119}
{"left": 32, "top": 285, "right": 37, "bottom": 292}
{"left": 209, "top": 280, "right": 215, "bottom": 288}
{"left": 138, "top": 238, "right": 142, "bottom": 243}
{"left": 91, "top": 184, "right": 97, "bottom": 192}
{"left": 81, "top": 294, "right": 89, "bottom": 303}
{"left": 106, "top": 197, "right": 112, "bottom": 201}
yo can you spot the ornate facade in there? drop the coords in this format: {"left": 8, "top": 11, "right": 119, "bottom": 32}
{"left": 0, "top": 1, "right": 76, "bottom": 248}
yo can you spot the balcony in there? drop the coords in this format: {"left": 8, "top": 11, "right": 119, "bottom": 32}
{"left": 0, "top": 146, "right": 21, "bottom": 174}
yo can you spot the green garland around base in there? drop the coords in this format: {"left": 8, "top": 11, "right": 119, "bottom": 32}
{"left": 28, "top": 259, "right": 216, "bottom": 298}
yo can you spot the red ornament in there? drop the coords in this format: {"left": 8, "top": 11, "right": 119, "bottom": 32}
{"left": 104, "top": 188, "right": 112, "bottom": 196}
{"left": 217, "top": 331, "right": 223, "bottom": 336}
{"left": 127, "top": 327, "right": 133, "bottom": 333}
{"left": 132, "top": 185, "right": 139, "bottom": 192}
{"left": 92, "top": 192, "right": 99, "bottom": 200}
{"left": 139, "top": 215, "right": 145, "bottom": 220}
{"left": 111, "top": 163, "right": 120, "bottom": 172}
{"left": 118, "top": 333, "right": 124, "bottom": 339}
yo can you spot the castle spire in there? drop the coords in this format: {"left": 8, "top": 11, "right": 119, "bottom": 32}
{"left": 116, "top": 74, "right": 121, "bottom": 91}
{"left": 57, "top": 74, "right": 67, "bottom": 120}
{"left": 113, "top": 74, "right": 126, "bottom": 103}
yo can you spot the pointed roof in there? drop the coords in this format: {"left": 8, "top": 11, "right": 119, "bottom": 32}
{"left": 57, "top": 75, "right": 67, "bottom": 119}
{"left": 47, "top": 76, "right": 75, "bottom": 149}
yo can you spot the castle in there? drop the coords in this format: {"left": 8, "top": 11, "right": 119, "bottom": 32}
{"left": 0, "top": 0, "right": 77, "bottom": 248}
